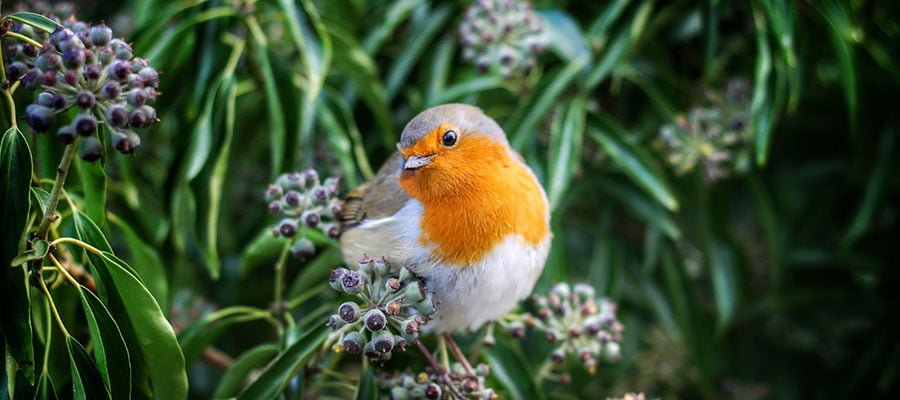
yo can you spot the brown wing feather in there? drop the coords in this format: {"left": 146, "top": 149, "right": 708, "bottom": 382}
{"left": 339, "top": 153, "right": 409, "bottom": 228}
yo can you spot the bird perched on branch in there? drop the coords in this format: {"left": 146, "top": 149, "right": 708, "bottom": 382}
{"left": 339, "top": 104, "right": 551, "bottom": 333}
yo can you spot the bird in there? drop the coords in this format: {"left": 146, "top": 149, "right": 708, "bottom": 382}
{"left": 339, "top": 103, "right": 551, "bottom": 333}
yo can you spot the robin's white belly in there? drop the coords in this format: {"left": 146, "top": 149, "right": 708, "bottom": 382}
{"left": 340, "top": 200, "right": 551, "bottom": 333}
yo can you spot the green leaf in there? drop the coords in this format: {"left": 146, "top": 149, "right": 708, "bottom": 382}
{"left": 65, "top": 336, "right": 109, "bottom": 400}
{"left": 76, "top": 157, "right": 107, "bottom": 227}
{"left": 599, "top": 179, "right": 681, "bottom": 240}
{"left": 427, "top": 76, "right": 504, "bottom": 107}
{"left": 482, "top": 341, "right": 545, "bottom": 400}
{"left": 385, "top": 3, "right": 451, "bottom": 100}
{"left": 0, "top": 127, "right": 34, "bottom": 384}
{"left": 96, "top": 253, "right": 187, "bottom": 399}
{"left": 3, "top": 12, "right": 63, "bottom": 33}
{"left": 750, "top": 4, "right": 774, "bottom": 166}
{"left": 236, "top": 324, "right": 329, "bottom": 400}
{"left": 353, "top": 367, "right": 377, "bottom": 400}
{"left": 185, "top": 77, "right": 221, "bottom": 180}
{"left": 108, "top": 215, "right": 169, "bottom": 311}
{"left": 78, "top": 287, "right": 131, "bottom": 399}
{"left": 202, "top": 78, "right": 237, "bottom": 279}
{"left": 587, "top": 125, "right": 679, "bottom": 210}
{"left": 509, "top": 55, "right": 590, "bottom": 151}
{"left": 246, "top": 17, "right": 287, "bottom": 177}
{"left": 547, "top": 94, "right": 587, "bottom": 211}
{"left": 179, "top": 306, "right": 273, "bottom": 368}
{"left": 10, "top": 239, "right": 48, "bottom": 267}
{"left": 211, "top": 343, "right": 279, "bottom": 399}
{"left": 239, "top": 230, "right": 290, "bottom": 277}
{"left": 537, "top": 9, "right": 590, "bottom": 62}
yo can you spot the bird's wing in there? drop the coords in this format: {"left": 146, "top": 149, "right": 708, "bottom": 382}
{"left": 339, "top": 152, "right": 409, "bottom": 228}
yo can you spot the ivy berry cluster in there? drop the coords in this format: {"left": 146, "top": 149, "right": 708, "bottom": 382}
{"left": 265, "top": 169, "right": 341, "bottom": 261}
{"left": 505, "top": 283, "right": 623, "bottom": 375}
{"left": 4, "top": 19, "right": 160, "bottom": 161}
{"left": 327, "top": 256, "right": 438, "bottom": 365}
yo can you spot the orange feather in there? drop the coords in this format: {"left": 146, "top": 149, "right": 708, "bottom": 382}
{"left": 399, "top": 125, "right": 548, "bottom": 266}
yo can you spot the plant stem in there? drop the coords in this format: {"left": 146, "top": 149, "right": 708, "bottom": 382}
{"left": 3, "top": 31, "right": 42, "bottom": 49}
{"left": 38, "top": 275, "right": 70, "bottom": 338}
{"left": 36, "top": 142, "right": 78, "bottom": 239}
{"left": 2, "top": 90, "right": 16, "bottom": 129}
{"left": 272, "top": 240, "right": 292, "bottom": 322}
{"left": 50, "top": 237, "right": 103, "bottom": 255}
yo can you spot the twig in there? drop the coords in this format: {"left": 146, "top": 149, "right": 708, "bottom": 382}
{"left": 443, "top": 333, "right": 476, "bottom": 377}
{"left": 416, "top": 340, "right": 465, "bottom": 400}
{"left": 36, "top": 143, "right": 79, "bottom": 239}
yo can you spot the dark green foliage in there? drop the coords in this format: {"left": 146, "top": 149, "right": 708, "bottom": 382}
{"left": 1, "top": 0, "right": 898, "bottom": 399}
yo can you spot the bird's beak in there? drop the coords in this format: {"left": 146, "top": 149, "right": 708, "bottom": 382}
{"left": 404, "top": 155, "right": 434, "bottom": 170}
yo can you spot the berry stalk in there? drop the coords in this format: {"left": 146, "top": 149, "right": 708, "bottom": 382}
{"left": 35, "top": 140, "right": 77, "bottom": 239}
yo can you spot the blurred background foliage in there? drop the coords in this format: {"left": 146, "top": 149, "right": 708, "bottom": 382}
{"left": 3, "top": 0, "right": 900, "bottom": 398}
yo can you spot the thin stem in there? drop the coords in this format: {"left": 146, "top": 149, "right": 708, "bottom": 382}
{"left": 534, "top": 356, "right": 556, "bottom": 385}
{"left": 3, "top": 31, "right": 42, "bottom": 49}
{"left": 50, "top": 237, "right": 103, "bottom": 255}
{"left": 272, "top": 240, "right": 292, "bottom": 322}
{"left": 443, "top": 333, "right": 476, "bottom": 377}
{"left": 36, "top": 142, "right": 79, "bottom": 239}
{"left": 416, "top": 340, "right": 465, "bottom": 400}
{"left": 2, "top": 90, "right": 15, "bottom": 129}
{"left": 48, "top": 253, "right": 80, "bottom": 288}
{"left": 38, "top": 275, "right": 70, "bottom": 337}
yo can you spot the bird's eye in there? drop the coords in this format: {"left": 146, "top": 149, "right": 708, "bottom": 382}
{"left": 442, "top": 130, "right": 458, "bottom": 147}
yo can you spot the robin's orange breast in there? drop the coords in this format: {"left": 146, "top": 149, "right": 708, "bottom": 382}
{"left": 399, "top": 136, "right": 549, "bottom": 265}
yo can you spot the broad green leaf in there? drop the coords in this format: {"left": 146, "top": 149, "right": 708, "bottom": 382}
{"left": 97, "top": 253, "right": 187, "bottom": 399}
{"left": 585, "top": 1, "right": 651, "bottom": 88}
{"left": 286, "top": 247, "right": 342, "bottom": 298}
{"left": 587, "top": 126, "right": 679, "bottom": 210}
{"left": 30, "top": 188, "right": 50, "bottom": 218}
{"left": 76, "top": 157, "right": 107, "bottom": 227}
{"left": 65, "top": 336, "right": 109, "bottom": 400}
{"left": 185, "top": 77, "right": 221, "bottom": 180}
{"left": 171, "top": 182, "right": 196, "bottom": 255}
{"left": 0, "top": 127, "right": 34, "bottom": 384}
{"left": 599, "top": 179, "right": 681, "bottom": 240}
{"left": 211, "top": 343, "right": 279, "bottom": 399}
{"left": 362, "top": 0, "right": 426, "bottom": 53}
{"left": 179, "top": 306, "right": 273, "bottom": 368}
{"left": 353, "top": 367, "right": 377, "bottom": 400}
{"left": 482, "top": 341, "right": 545, "bottom": 400}
{"left": 4, "top": 12, "right": 63, "bottom": 33}
{"left": 236, "top": 324, "right": 329, "bottom": 400}
{"left": 108, "top": 215, "right": 169, "bottom": 310}
{"left": 78, "top": 287, "right": 131, "bottom": 399}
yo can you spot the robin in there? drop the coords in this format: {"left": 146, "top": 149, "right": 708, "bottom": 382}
{"left": 339, "top": 103, "right": 551, "bottom": 334}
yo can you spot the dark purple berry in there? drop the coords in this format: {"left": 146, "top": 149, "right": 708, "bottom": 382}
{"left": 338, "top": 302, "right": 360, "bottom": 323}
{"left": 291, "top": 237, "right": 315, "bottom": 261}
{"left": 57, "top": 126, "right": 76, "bottom": 144}
{"left": 278, "top": 219, "right": 298, "bottom": 237}
{"left": 78, "top": 136, "right": 102, "bottom": 162}
{"left": 90, "top": 24, "right": 112, "bottom": 47}
{"left": 342, "top": 332, "right": 365, "bottom": 354}
{"left": 267, "top": 201, "right": 282, "bottom": 215}
{"left": 75, "top": 91, "right": 95, "bottom": 109}
{"left": 115, "top": 47, "right": 133, "bottom": 60}
{"left": 302, "top": 211, "right": 320, "bottom": 228}
{"left": 329, "top": 268, "right": 348, "bottom": 291}
{"left": 62, "top": 48, "right": 86, "bottom": 69}
{"left": 21, "top": 70, "right": 40, "bottom": 90}
{"left": 50, "top": 28, "right": 74, "bottom": 49}
{"left": 109, "top": 61, "right": 131, "bottom": 80}
{"left": 341, "top": 270, "right": 362, "bottom": 294}
{"left": 6, "top": 62, "right": 28, "bottom": 80}
{"left": 283, "top": 191, "right": 301, "bottom": 207}
{"left": 73, "top": 114, "right": 98, "bottom": 136}
{"left": 22, "top": 44, "right": 37, "bottom": 57}
{"left": 98, "top": 47, "right": 114, "bottom": 64}
{"left": 112, "top": 131, "right": 130, "bottom": 154}
{"left": 371, "top": 331, "right": 394, "bottom": 353}
{"left": 41, "top": 71, "right": 57, "bottom": 87}
{"left": 126, "top": 89, "right": 146, "bottom": 106}
{"left": 84, "top": 64, "right": 102, "bottom": 80}
{"left": 364, "top": 309, "right": 387, "bottom": 331}
{"left": 35, "top": 53, "right": 61, "bottom": 71}
{"left": 24, "top": 104, "right": 54, "bottom": 132}
{"left": 105, "top": 105, "right": 128, "bottom": 128}
{"left": 129, "top": 108, "right": 149, "bottom": 128}
{"left": 63, "top": 71, "right": 78, "bottom": 85}
{"left": 127, "top": 131, "right": 141, "bottom": 152}
{"left": 138, "top": 67, "right": 159, "bottom": 88}
{"left": 102, "top": 82, "right": 121, "bottom": 99}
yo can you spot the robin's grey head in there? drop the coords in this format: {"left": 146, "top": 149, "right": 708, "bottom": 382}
{"left": 399, "top": 104, "right": 507, "bottom": 149}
